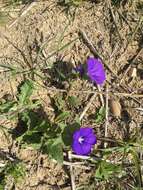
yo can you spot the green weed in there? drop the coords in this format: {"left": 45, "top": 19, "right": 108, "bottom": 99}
{"left": 0, "top": 162, "right": 26, "bottom": 189}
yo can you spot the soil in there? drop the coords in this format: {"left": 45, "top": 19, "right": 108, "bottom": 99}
{"left": 0, "top": 0, "right": 143, "bottom": 189}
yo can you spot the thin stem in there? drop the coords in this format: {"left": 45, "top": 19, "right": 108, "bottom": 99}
{"left": 104, "top": 84, "right": 109, "bottom": 148}
{"left": 68, "top": 151, "right": 76, "bottom": 190}
{"left": 79, "top": 92, "right": 97, "bottom": 121}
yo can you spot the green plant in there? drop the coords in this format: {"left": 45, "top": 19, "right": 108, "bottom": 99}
{"left": 95, "top": 160, "right": 124, "bottom": 180}
{"left": 95, "top": 106, "right": 106, "bottom": 124}
{"left": 0, "top": 162, "right": 26, "bottom": 189}
{"left": 92, "top": 141, "right": 143, "bottom": 189}
{"left": 0, "top": 80, "right": 81, "bottom": 163}
{"left": 0, "top": 80, "right": 40, "bottom": 120}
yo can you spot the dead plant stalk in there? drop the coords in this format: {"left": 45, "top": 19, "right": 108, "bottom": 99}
{"left": 104, "top": 84, "right": 109, "bottom": 148}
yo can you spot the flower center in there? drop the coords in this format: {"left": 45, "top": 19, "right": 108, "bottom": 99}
{"left": 78, "top": 136, "right": 84, "bottom": 144}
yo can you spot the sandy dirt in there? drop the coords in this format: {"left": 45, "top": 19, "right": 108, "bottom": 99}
{"left": 0, "top": 0, "right": 143, "bottom": 189}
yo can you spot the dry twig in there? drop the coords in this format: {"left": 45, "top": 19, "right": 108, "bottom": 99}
{"left": 68, "top": 151, "right": 76, "bottom": 190}
{"left": 104, "top": 84, "right": 109, "bottom": 148}
{"left": 63, "top": 161, "right": 90, "bottom": 170}
{"left": 117, "top": 16, "right": 143, "bottom": 63}
{"left": 106, "top": 0, "right": 123, "bottom": 43}
{"left": 70, "top": 153, "right": 122, "bottom": 165}
{"left": 8, "top": 2, "right": 37, "bottom": 28}
{"left": 119, "top": 48, "right": 143, "bottom": 85}
{"left": 36, "top": 88, "right": 143, "bottom": 98}
{"left": 97, "top": 85, "right": 104, "bottom": 107}
{"left": 79, "top": 92, "right": 97, "bottom": 121}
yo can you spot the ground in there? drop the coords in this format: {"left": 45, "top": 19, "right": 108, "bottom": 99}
{"left": 0, "top": 0, "right": 143, "bottom": 190}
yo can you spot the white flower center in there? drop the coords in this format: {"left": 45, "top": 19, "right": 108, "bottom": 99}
{"left": 78, "top": 137, "right": 84, "bottom": 144}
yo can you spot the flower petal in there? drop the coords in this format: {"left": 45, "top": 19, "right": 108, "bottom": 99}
{"left": 73, "top": 130, "right": 81, "bottom": 141}
{"left": 72, "top": 141, "right": 92, "bottom": 155}
{"left": 81, "top": 142, "right": 92, "bottom": 155}
{"left": 79, "top": 127, "right": 93, "bottom": 137}
{"left": 72, "top": 141, "right": 83, "bottom": 155}
{"left": 93, "top": 75, "right": 106, "bottom": 84}
{"left": 84, "top": 133, "right": 97, "bottom": 145}
{"left": 87, "top": 57, "right": 106, "bottom": 85}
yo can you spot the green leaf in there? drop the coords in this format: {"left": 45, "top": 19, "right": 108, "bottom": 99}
{"left": 54, "top": 95, "right": 66, "bottom": 111}
{"left": 62, "top": 122, "right": 80, "bottom": 146}
{"left": 67, "top": 96, "right": 80, "bottom": 108}
{"left": 45, "top": 37, "right": 78, "bottom": 61}
{"left": 95, "top": 106, "right": 106, "bottom": 124}
{"left": 21, "top": 111, "right": 50, "bottom": 132}
{"left": 18, "top": 80, "right": 34, "bottom": 105}
{"left": 22, "top": 143, "right": 41, "bottom": 150}
{"left": 22, "top": 131, "right": 42, "bottom": 145}
{"left": 16, "top": 111, "right": 50, "bottom": 147}
{"left": 55, "top": 111, "right": 70, "bottom": 123}
{"left": 51, "top": 143, "right": 63, "bottom": 164}
{"left": 55, "top": 68, "right": 66, "bottom": 80}
{"left": 129, "top": 148, "right": 142, "bottom": 188}
{"left": 95, "top": 160, "right": 123, "bottom": 180}
{"left": 0, "top": 184, "right": 4, "bottom": 190}
{"left": 5, "top": 162, "right": 26, "bottom": 183}
{"left": 58, "top": 123, "right": 67, "bottom": 132}
{"left": 0, "top": 101, "right": 16, "bottom": 113}
{"left": 43, "top": 138, "right": 63, "bottom": 163}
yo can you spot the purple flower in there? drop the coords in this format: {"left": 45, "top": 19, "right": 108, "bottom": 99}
{"left": 72, "top": 127, "right": 97, "bottom": 155}
{"left": 87, "top": 57, "right": 106, "bottom": 85}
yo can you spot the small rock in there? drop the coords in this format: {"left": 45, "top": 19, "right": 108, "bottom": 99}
{"left": 110, "top": 99, "right": 121, "bottom": 117}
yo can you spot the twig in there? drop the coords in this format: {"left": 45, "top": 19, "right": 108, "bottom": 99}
{"left": 117, "top": 16, "right": 143, "bottom": 62}
{"left": 134, "top": 108, "right": 143, "bottom": 112}
{"left": 68, "top": 151, "right": 76, "bottom": 190}
{"left": 116, "top": 9, "right": 132, "bottom": 31}
{"left": 97, "top": 85, "right": 104, "bottom": 107}
{"left": 70, "top": 154, "right": 91, "bottom": 160}
{"left": 119, "top": 48, "right": 143, "bottom": 85}
{"left": 104, "top": 84, "right": 109, "bottom": 148}
{"left": 70, "top": 153, "right": 121, "bottom": 164}
{"left": 133, "top": 108, "right": 143, "bottom": 115}
{"left": 0, "top": 149, "right": 15, "bottom": 162}
{"left": 125, "top": 16, "right": 143, "bottom": 51}
{"left": 0, "top": 163, "right": 6, "bottom": 167}
{"left": 107, "top": 0, "right": 123, "bottom": 43}
{"left": 79, "top": 92, "right": 97, "bottom": 121}
{"left": 8, "top": 2, "right": 37, "bottom": 28}
{"left": 109, "top": 43, "right": 120, "bottom": 59}
{"left": 44, "top": 37, "right": 78, "bottom": 61}
{"left": 9, "top": 79, "right": 17, "bottom": 101}
{"left": 35, "top": 88, "right": 143, "bottom": 98}
{"left": 70, "top": 153, "right": 143, "bottom": 166}
{"left": 63, "top": 161, "right": 90, "bottom": 170}
{"left": 0, "top": 34, "right": 32, "bottom": 69}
